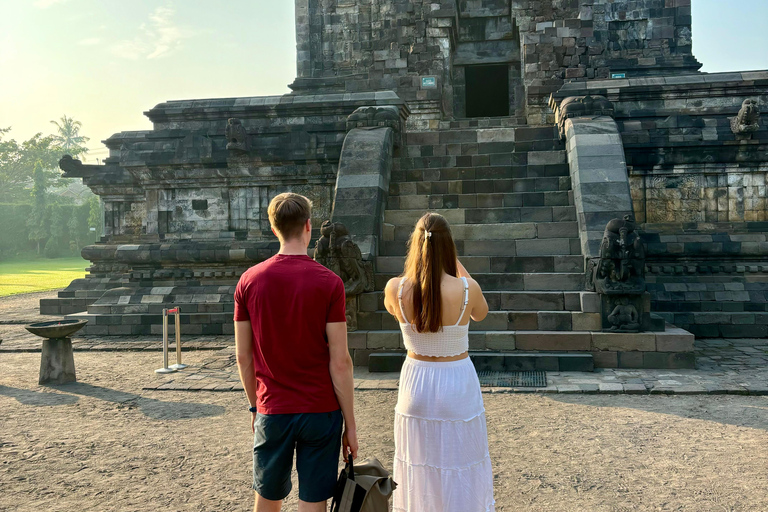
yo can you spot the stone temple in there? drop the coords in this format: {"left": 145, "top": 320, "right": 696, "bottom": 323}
{"left": 45, "top": 0, "right": 767, "bottom": 371}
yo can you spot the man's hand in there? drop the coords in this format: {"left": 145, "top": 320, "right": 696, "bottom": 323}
{"left": 251, "top": 412, "right": 257, "bottom": 434}
{"left": 343, "top": 426, "right": 359, "bottom": 462}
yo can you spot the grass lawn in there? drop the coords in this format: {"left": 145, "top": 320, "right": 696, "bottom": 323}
{"left": 0, "top": 257, "right": 88, "bottom": 297}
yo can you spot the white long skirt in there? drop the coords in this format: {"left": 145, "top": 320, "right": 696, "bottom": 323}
{"left": 393, "top": 357, "right": 495, "bottom": 512}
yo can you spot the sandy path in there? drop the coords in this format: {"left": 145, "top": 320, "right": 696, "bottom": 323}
{"left": 1, "top": 351, "right": 767, "bottom": 511}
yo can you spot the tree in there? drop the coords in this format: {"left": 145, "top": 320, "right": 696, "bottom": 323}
{"left": 27, "top": 160, "right": 49, "bottom": 254}
{"left": 0, "top": 128, "right": 62, "bottom": 203}
{"left": 50, "top": 115, "right": 89, "bottom": 160}
{"left": 87, "top": 195, "right": 103, "bottom": 238}
{"left": 44, "top": 205, "right": 65, "bottom": 258}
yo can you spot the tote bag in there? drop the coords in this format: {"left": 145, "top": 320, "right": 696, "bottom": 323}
{"left": 330, "top": 457, "right": 396, "bottom": 512}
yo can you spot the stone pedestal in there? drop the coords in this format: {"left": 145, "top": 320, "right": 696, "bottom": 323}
{"left": 39, "top": 337, "right": 76, "bottom": 385}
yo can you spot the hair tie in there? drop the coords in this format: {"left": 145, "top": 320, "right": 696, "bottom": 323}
{"left": 425, "top": 231, "right": 432, "bottom": 240}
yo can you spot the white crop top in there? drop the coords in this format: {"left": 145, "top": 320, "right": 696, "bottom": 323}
{"left": 397, "top": 277, "right": 470, "bottom": 358}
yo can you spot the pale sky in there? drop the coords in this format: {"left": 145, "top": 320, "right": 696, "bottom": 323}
{"left": 1, "top": 0, "right": 766, "bottom": 161}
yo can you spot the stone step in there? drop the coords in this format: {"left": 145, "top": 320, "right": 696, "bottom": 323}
{"left": 375, "top": 255, "right": 584, "bottom": 274}
{"left": 403, "top": 125, "right": 559, "bottom": 147}
{"left": 383, "top": 221, "right": 578, "bottom": 241}
{"left": 389, "top": 188, "right": 574, "bottom": 210}
{"left": 353, "top": 327, "right": 693, "bottom": 355}
{"left": 373, "top": 272, "right": 585, "bottom": 292}
{"left": 64, "top": 312, "right": 234, "bottom": 336}
{"left": 384, "top": 208, "right": 580, "bottom": 230}
{"left": 392, "top": 163, "right": 570, "bottom": 181}
{"left": 381, "top": 238, "right": 582, "bottom": 256}
{"left": 357, "top": 309, "right": 601, "bottom": 332}
{"left": 388, "top": 202, "right": 577, "bottom": 223}
{"left": 359, "top": 290, "right": 600, "bottom": 313}
{"left": 390, "top": 177, "right": 571, "bottom": 198}
{"left": 402, "top": 131, "right": 564, "bottom": 157}
{"left": 368, "top": 352, "right": 594, "bottom": 373}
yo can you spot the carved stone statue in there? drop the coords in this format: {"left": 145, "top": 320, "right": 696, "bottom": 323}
{"left": 730, "top": 99, "right": 761, "bottom": 138}
{"left": 607, "top": 297, "right": 641, "bottom": 332}
{"left": 591, "top": 214, "right": 648, "bottom": 332}
{"left": 225, "top": 118, "right": 249, "bottom": 152}
{"left": 314, "top": 221, "right": 374, "bottom": 330}
{"left": 593, "top": 214, "right": 646, "bottom": 294}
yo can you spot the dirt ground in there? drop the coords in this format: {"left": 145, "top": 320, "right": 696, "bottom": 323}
{"left": 1, "top": 350, "right": 767, "bottom": 512}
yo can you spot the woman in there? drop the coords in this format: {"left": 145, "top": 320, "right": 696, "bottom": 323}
{"left": 383, "top": 212, "right": 495, "bottom": 512}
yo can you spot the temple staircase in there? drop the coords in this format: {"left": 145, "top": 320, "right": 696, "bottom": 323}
{"left": 358, "top": 119, "right": 692, "bottom": 372}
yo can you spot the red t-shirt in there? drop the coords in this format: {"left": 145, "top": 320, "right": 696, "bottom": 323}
{"left": 234, "top": 254, "right": 347, "bottom": 414}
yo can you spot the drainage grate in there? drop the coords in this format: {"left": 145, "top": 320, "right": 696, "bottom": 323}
{"left": 477, "top": 371, "right": 547, "bottom": 388}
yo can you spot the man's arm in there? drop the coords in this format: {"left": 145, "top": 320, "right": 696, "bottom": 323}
{"left": 327, "top": 321, "right": 358, "bottom": 461}
{"left": 235, "top": 320, "right": 259, "bottom": 432}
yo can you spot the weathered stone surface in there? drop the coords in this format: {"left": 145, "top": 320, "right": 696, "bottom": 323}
{"left": 39, "top": 338, "right": 76, "bottom": 385}
{"left": 516, "top": 331, "right": 591, "bottom": 351}
{"left": 592, "top": 332, "right": 656, "bottom": 352}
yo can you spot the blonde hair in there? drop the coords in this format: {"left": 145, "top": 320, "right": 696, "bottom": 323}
{"left": 267, "top": 193, "right": 312, "bottom": 240}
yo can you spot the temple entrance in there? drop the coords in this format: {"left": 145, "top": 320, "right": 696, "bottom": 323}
{"left": 465, "top": 64, "right": 510, "bottom": 118}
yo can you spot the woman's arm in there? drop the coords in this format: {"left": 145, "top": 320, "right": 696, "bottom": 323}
{"left": 457, "top": 259, "right": 489, "bottom": 321}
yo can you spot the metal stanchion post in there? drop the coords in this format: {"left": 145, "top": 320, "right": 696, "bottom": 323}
{"left": 169, "top": 307, "right": 187, "bottom": 370}
{"left": 155, "top": 308, "right": 177, "bottom": 374}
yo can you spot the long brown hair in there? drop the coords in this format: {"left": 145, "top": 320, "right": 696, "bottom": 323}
{"left": 401, "top": 213, "right": 458, "bottom": 333}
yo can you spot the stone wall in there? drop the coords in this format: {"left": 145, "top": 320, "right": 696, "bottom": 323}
{"left": 553, "top": 71, "right": 768, "bottom": 337}
{"left": 517, "top": 0, "right": 700, "bottom": 124}
{"left": 44, "top": 92, "right": 410, "bottom": 323}
{"left": 293, "top": 0, "right": 700, "bottom": 125}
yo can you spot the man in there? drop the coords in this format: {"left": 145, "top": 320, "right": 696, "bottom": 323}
{"left": 234, "top": 192, "right": 358, "bottom": 512}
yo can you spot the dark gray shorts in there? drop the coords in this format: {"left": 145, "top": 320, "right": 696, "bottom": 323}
{"left": 252, "top": 409, "right": 343, "bottom": 503}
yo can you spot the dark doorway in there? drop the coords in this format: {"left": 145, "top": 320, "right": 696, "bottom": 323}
{"left": 465, "top": 64, "right": 509, "bottom": 118}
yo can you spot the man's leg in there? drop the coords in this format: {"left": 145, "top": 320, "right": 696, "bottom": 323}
{"left": 297, "top": 499, "right": 327, "bottom": 512}
{"left": 255, "top": 493, "right": 282, "bottom": 512}
{"left": 253, "top": 414, "right": 295, "bottom": 512}
{"left": 295, "top": 411, "right": 343, "bottom": 509}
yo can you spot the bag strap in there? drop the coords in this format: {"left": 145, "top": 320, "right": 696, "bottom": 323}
{"left": 348, "top": 455, "right": 355, "bottom": 481}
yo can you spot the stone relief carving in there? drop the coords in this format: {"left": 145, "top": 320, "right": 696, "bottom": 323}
{"left": 591, "top": 214, "right": 648, "bottom": 332}
{"left": 314, "top": 221, "right": 374, "bottom": 331}
{"left": 225, "top": 118, "right": 250, "bottom": 152}
{"left": 607, "top": 297, "right": 641, "bottom": 332}
{"left": 593, "top": 214, "right": 646, "bottom": 294}
{"left": 730, "top": 99, "right": 761, "bottom": 138}
{"left": 346, "top": 105, "right": 402, "bottom": 133}
{"left": 553, "top": 95, "right": 615, "bottom": 139}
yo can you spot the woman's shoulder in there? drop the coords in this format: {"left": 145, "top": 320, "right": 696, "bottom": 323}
{"left": 384, "top": 276, "right": 404, "bottom": 297}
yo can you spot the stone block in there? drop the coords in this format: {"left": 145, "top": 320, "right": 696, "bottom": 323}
{"left": 537, "top": 311, "right": 572, "bottom": 330}
{"left": 572, "top": 312, "right": 602, "bottom": 331}
{"left": 516, "top": 331, "right": 591, "bottom": 351}
{"left": 347, "top": 332, "right": 367, "bottom": 349}
{"left": 580, "top": 292, "right": 601, "bottom": 313}
{"left": 485, "top": 332, "right": 515, "bottom": 350}
{"left": 591, "top": 351, "right": 618, "bottom": 368}
{"left": 617, "top": 351, "right": 644, "bottom": 368}
{"left": 39, "top": 338, "right": 76, "bottom": 385}
{"left": 368, "top": 353, "right": 406, "bottom": 372}
{"left": 592, "top": 332, "right": 656, "bottom": 352}
{"left": 515, "top": 238, "right": 572, "bottom": 256}
{"left": 501, "top": 292, "right": 564, "bottom": 311}
{"left": 564, "top": 292, "right": 581, "bottom": 311}
{"left": 643, "top": 352, "right": 696, "bottom": 369}
{"left": 654, "top": 329, "right": 694, "bottom": 352}
{"left": 508, "top": 312, "right": 538, "bottom": 330}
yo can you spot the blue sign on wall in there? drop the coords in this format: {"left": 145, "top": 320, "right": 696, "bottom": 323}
{"left": 421, "top": 76, "right": 437, "bottom": 88}
{"left": 611, "top": 73, "right": 627, "bottom": 79}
